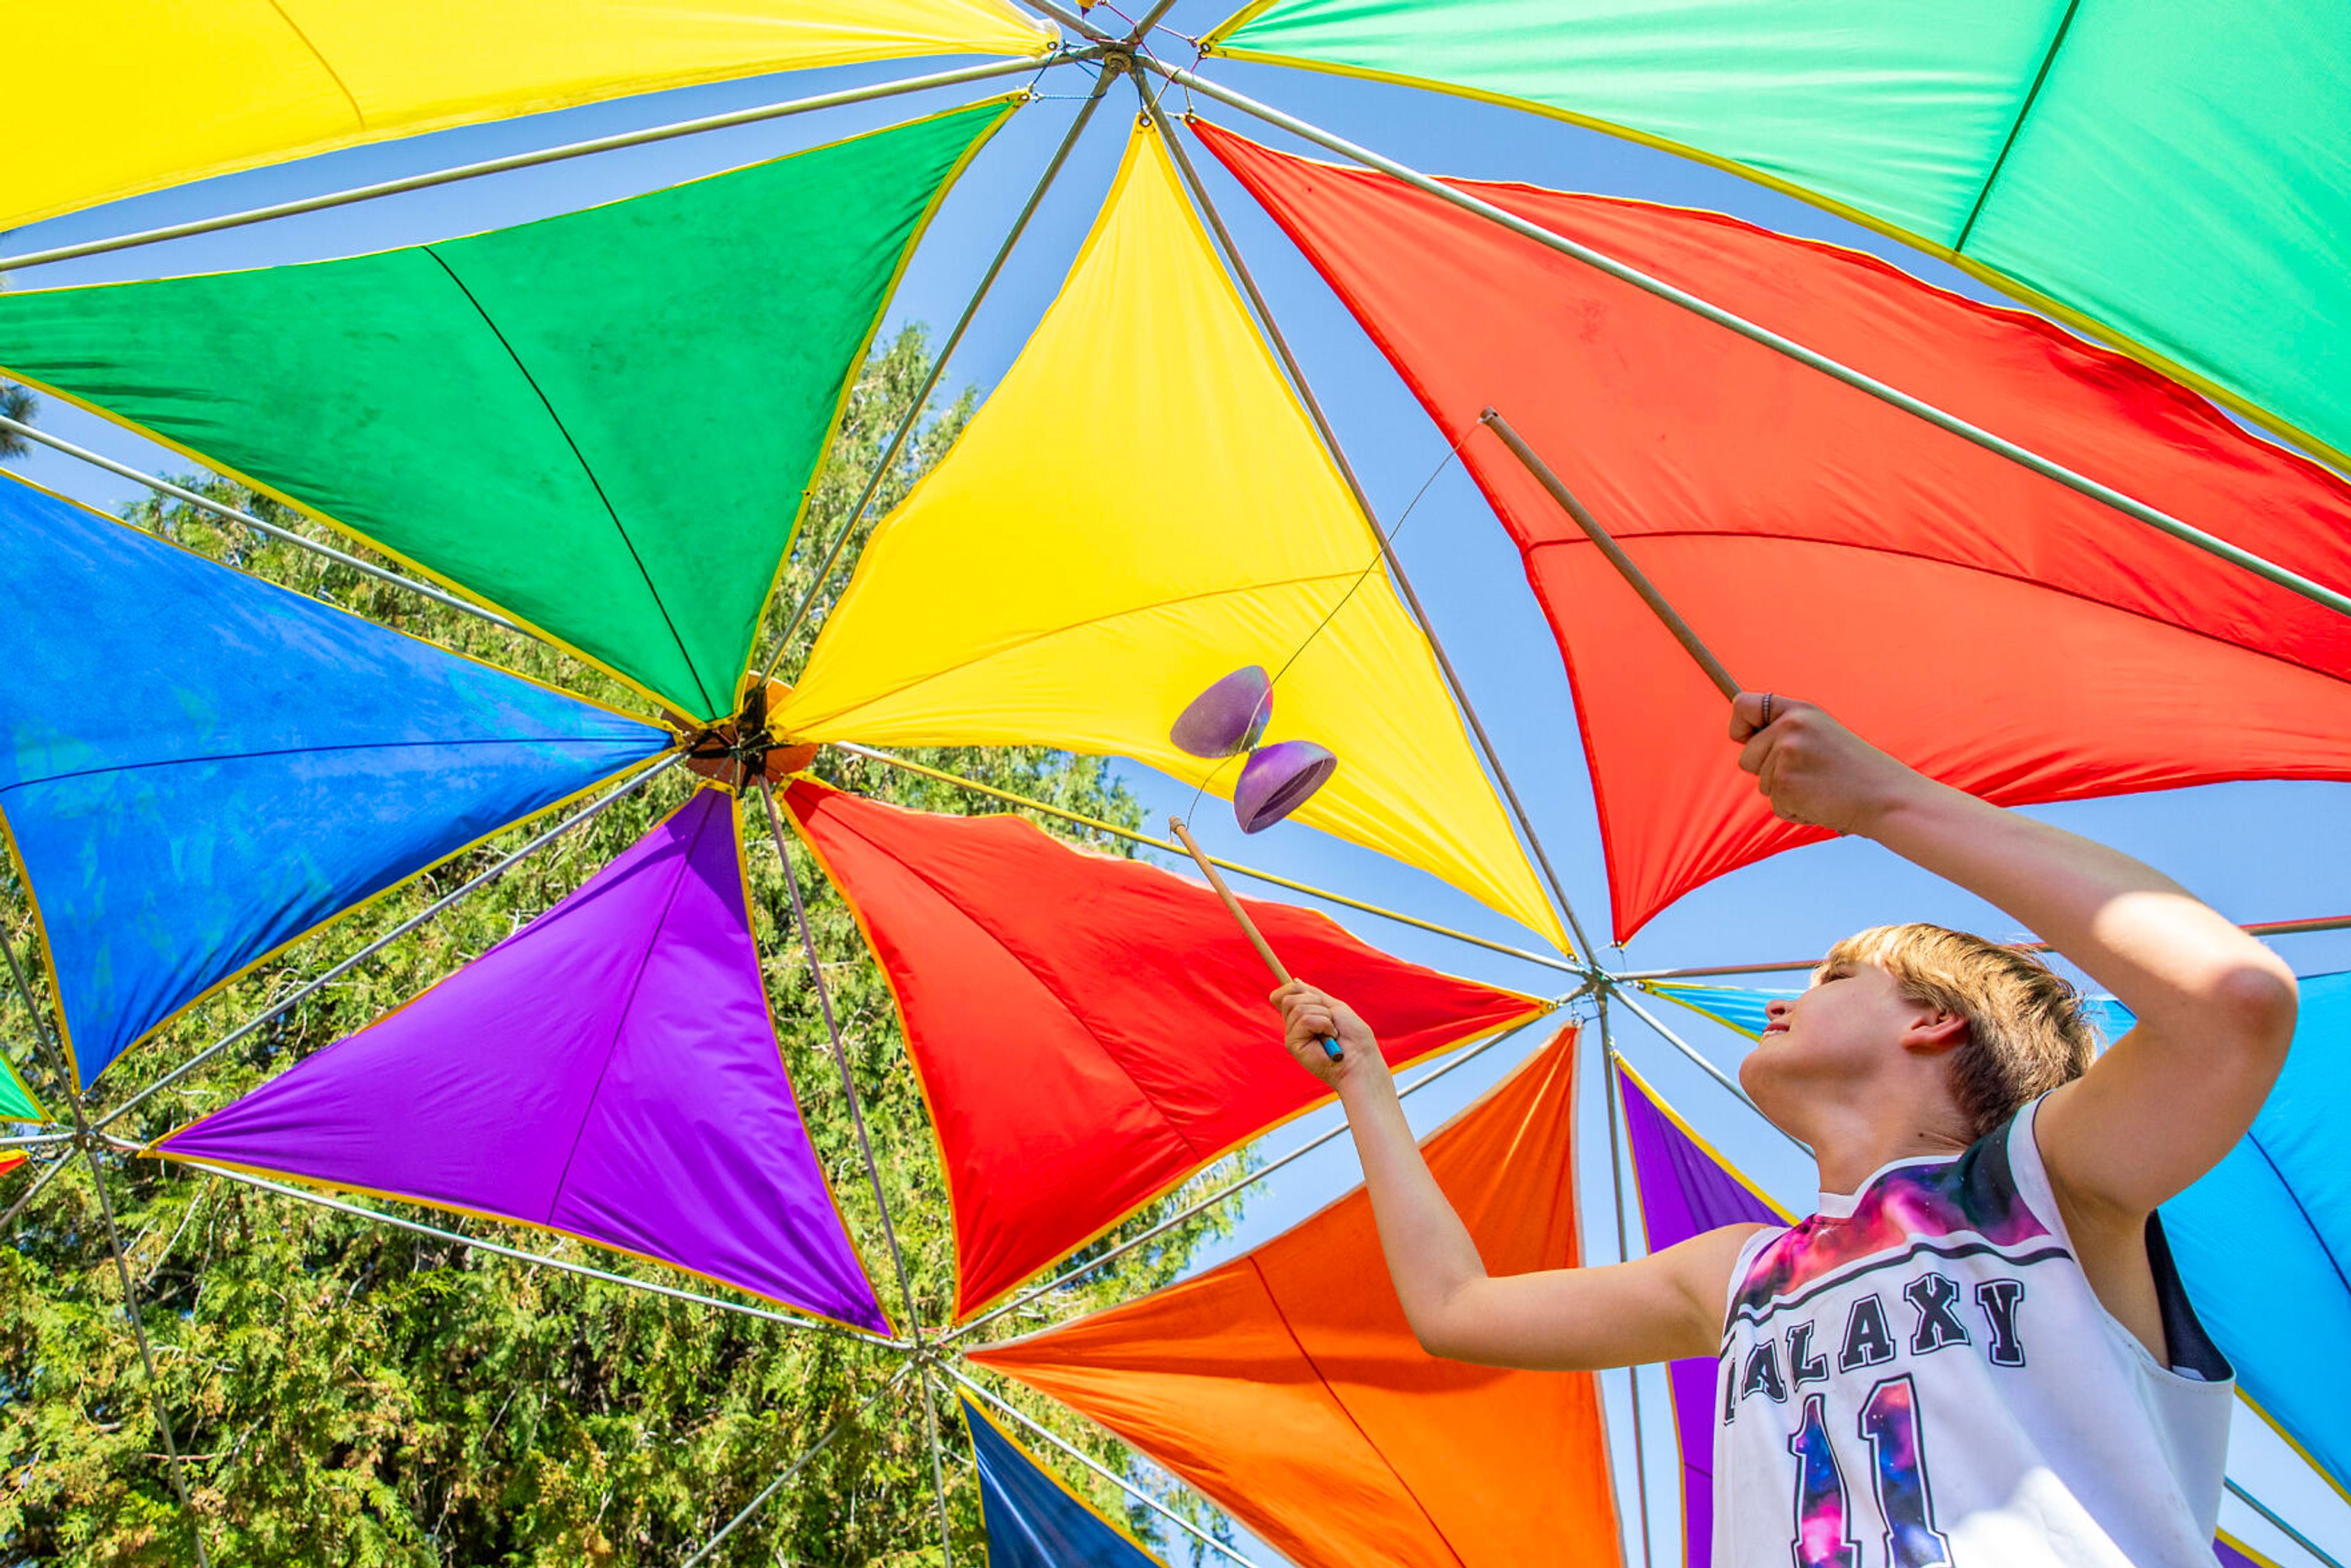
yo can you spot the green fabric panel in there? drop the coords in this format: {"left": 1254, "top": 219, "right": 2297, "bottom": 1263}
{"left": 1961, "top": 0, "right": 2351, "bottom": 471}
{"left": 1217, "top": 0, "right": 2062, "bottom": 240}
{"left": 1217, "top": 0, "right": 2350, "bottom": 465}
{"left": 0, "top": 99, "right": 1013, "bottom": 719}
{"left": 0, "top": 1054, "right": 45, "bottom": 1123}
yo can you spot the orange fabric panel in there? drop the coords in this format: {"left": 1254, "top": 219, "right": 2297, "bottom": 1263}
{"left": 971, "top": 1027, "right": 1621, "bottom": 1568}
{"left": 784, "top": 781, "right": 1545, "bottom": 1320}
{"left": 1196, "top": 120, "right": 2351, "bottom": 940}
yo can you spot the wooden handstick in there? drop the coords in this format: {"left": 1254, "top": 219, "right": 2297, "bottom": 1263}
{"left": 1480, "top": 407, "right": 1742, "bottom": 702}
{"left": 1169, "top": 816, "right": 1342, "bottom": 1061}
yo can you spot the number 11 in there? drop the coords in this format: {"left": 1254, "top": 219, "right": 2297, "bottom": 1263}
{"left": 1787, "top": 1375, "right": 1952, "bottom": 1568}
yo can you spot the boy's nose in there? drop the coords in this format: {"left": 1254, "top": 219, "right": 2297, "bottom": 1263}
{"left": 1764, "top": 997, "right": 1791, "bottom": 1022}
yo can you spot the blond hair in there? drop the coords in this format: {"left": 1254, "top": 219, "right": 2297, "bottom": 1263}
{"left": 1824, "top": 923, "right": 2096, "bottom": 1139}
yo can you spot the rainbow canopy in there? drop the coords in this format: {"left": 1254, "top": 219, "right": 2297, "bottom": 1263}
{"left": 1616, "top": 1059, "right": 1791, "bottom": 1568}
{"left": 776, "top": 120, "right": 1565, "bottom": 950}
{"left": 962, "top": 1397, "right": 1169, "bottom": 1568}
{"left": 784, "top": 779, "right": 1541, "bottom": 1319}
{"left": 2164, "top": 969, "right": 2351, "bottom": 1498}
{"left": 1205, "top": 0, "right": 2351, "bottom": 470}
{"left": 6, "top": 0, "right": 1051, "bottom": 233}
{"left": 0, "top": 475, "right": 663, "bottom": 1087}
{"left": 971, "top": 1027, "right": 1620, "bottom": 1568}
{"left": 0, "top": 101, "right": 1016, "bottom": 719}
{"left": 1201, "top": 121, "right": 2351, "bottom": 939}
{"left": 156, "top": 789, "right": 886, "bottom": 1332}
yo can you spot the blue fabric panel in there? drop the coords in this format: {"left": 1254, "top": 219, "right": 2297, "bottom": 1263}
{"left": 0, "top": 476, "right": 666, "bottom": 1086}
{"left": 2165, "top": 970, "right": 2351, "bottom": 1495}
{"left": 964, "top": 1397, "right": 1164, "bottom": 1568}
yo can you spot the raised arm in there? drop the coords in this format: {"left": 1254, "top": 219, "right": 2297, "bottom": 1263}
{"left": 1270, "top": 981, "right": 1757, "bottom": 1371}
{"left": 1730, "top": 694, "right": 2297, "bottom": 1225}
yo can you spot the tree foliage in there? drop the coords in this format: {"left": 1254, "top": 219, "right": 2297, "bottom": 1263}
{"left": 0, "top": 383, "right": 34, "bottom": 460}
{"left": 0, "top": 326, "right": 1247, "bottom": 1566}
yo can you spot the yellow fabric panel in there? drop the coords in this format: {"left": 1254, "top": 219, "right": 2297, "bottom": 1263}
{"left": 7, "top": 0, "right": 1054, "bottom": 231}
{"left": 781, "top": 124, "right": 1566, "bottom": 950}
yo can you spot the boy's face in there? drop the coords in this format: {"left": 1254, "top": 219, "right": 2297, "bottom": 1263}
{"left": 1738, "top": 956, "right": 1932, "bottom": 1128}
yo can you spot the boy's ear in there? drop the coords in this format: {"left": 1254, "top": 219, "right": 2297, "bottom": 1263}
{"left": 1899, "top": 1009, "right": 1969, "bottom": 1056}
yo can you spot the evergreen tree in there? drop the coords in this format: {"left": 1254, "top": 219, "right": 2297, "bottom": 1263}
{"left": 0, "top": 383, "right": 34, "bottom": 460}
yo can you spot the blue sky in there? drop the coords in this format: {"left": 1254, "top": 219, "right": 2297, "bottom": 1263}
{"left": 7, "top": 8, "right": 2349, "bottom": 1562}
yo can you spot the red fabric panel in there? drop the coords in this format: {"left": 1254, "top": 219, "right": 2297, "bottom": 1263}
{"left": 784, "top": 781, "right": 1543, "bottom": 1319}
{"left": 1198, "top": 120, "right": 2351, "bottom": 940}
{"left": 971, "top": 1027, "right": 1619, "bottom": 1568}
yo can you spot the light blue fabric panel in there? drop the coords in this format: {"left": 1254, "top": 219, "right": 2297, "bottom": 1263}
{"left": 964, "top": 1397, "right": 1164, "bottom": 1568}
{"left": 2082, "top": 995, "right": 2137, "bottom": 1044}
{"left": 1654, "top": 981, "right": 2138, "bottom": 1048}
{"left": 1646, "top": 982, "right": 1792, "bottom": 1040}
{"left": 0, "top": 476, "right": 666, "bottom": 1086}
{"left": 2165, "top": 970, "right": 2351, "bottom": 1495}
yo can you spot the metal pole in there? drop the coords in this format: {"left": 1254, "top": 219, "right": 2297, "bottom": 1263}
{"left": 918, "top": 1364, "right": 959, "bottom": 1568}
{"left": 2225, "top": 1477, "right": 2347, "bottom": 1568}
{"left": 679, "top": 1365, "right": 913, "bottom": 1568}
{"left": 1141, "top": 59, "right": 2351, "bottom": 625}
{"left": 0, "top": 928, "right": 212, "bottom": 1566}
{"left": 759, "top": 782, "right": 923, "bottom": 1338}
{"left": 94, "top": 751, "right": 681, "bottom": 1132}
{"left": 1597, "top": 994, "right": 1655, "bottom": 1568}
{"left": 0, "top": 55, "right": 1096, "bottom": 274}
{"left": 947, "top": 1368, "right": 1266, "bottom": 1568}
{"left": 757, "top": 61, "right": 1122, "bottom": 683}
{"left": 1607, "top": 983, "right": 1810, "bottom": 1154}
{"left": 943, "top": 1011, "right": 1554, "bottom": 1345}
{"left": 158, "top": 1153, "right": 903, "bottom": 1347}
{"left": 1613, "top": 910, "right": 2351, "bottom": 983}
{"left": 834, "top": 743, "right": 1581, "bottom": 975}
{"left": 1026, "top": 0, "right": 1119, "bottom": 43}
{"left": 1141, "top": 89, "right": 1600, "bottom": 962}
{"left": 3, "top": 424, "right": 517, "bottom": 631}
{"left": 1123, "top": 0, "right": 1186, "bottom": 42}
{"left": 1480, "top": 409, "right": 1741, "bottom": 702}
{"left": 0, "top": 1150, "right": 69, "bottom": 1226}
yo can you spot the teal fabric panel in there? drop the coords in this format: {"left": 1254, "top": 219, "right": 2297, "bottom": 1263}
{"left": 1217, "top": 0, "right": 2066, "bottom": 242}
{"left": 1217, "top": 0, "right": 2351, "bottom": 463}
{"left": 1960, "top": 0, "right": 2351, "bottom": 470}
{"left": 0, "top": 476, "right": 666, "bottom": 1086}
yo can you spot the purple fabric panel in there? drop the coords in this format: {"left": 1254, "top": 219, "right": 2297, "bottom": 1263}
{"left": 159, "top": 795, "right": 702, "bottom": 1216}
{"left": 547, "top": 795, "right": 885, "bottom": 1332}
{"left": 161, "top": 790, "right": 885, "bottom": 1332}
{"left": 1619, "top": 1067, "right": 1783, "bottom": 1568}
{"left": 2214, "top": 1540, "right": 2268, "bottom": 1568}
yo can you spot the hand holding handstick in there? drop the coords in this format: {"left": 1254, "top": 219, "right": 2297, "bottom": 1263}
{"left": 1168, "top": 814, "right": 1343, "bottom": 1060}
{"left": 1481, "top": 408, "right": 1902, "bottom": 827}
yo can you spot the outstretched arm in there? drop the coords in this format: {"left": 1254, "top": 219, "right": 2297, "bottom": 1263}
{"left": 1270, "top": 981, "right": 1755, "bottom": 1371}
{"left": 1730, "top": 694, "right": 2297, "bottom": 1225}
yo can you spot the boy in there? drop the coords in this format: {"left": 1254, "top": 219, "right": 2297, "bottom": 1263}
{"left": 1272, "top": 693, "right": 2296, "bottom": 1567}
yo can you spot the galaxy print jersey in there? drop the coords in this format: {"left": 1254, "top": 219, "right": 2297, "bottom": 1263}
{"left": 1714, "top": 1097, "right": 2234, "bottom": 1568}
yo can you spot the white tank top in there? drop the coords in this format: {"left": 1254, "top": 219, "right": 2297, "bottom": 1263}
{"left": 1714, "top": 1097, "right": 2233, "bottom": 1568}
